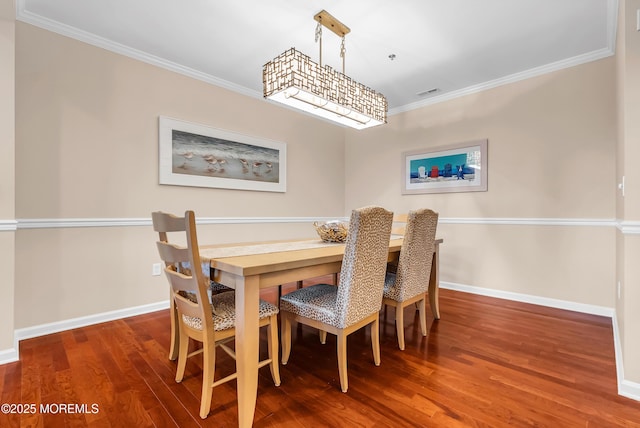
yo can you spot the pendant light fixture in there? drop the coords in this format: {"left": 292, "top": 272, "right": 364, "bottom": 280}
{"left": 263, "top": 10, "right": 387, "bottom": 130}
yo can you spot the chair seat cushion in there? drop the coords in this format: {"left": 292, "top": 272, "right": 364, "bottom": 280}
{"left": 210, "top": 280, "right": 233, "bottom": 293}
{"left": 182, "top": 291, "right": 279, "bottom": 332}
{"left": 280, "top": 284, "right": 338, "bottom": 327}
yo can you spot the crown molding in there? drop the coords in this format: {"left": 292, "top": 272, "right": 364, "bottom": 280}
{"left": 389, "top": 47, "right": 615, "bottom": 115}
{"left": 390, "top": 0, "right": 618, "bottom": 116}
{"left": 16, "top": 0, "right": 619, "bottom": 117}
{"left": 15, "top": 0, "right": 260, "bottom": 101}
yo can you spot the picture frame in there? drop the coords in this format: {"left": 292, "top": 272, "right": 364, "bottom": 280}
{"left": 159, "top": 116, "right": 286, "bottom": 192}
{"left": 402, "top": 139, "right": 488, "bottom": 194}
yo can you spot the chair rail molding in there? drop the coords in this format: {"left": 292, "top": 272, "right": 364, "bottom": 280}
{"left": 439, "top": 217, "right": 616, "bottom": 227}
{"left": 16, "top": 217, "right": 347, "bottom": 229}
{"left": 13, "top": 216, "right": 620, "bottom": 230}
{"left": 0, "top": 220, "right": 18, "bottom": 231}
{"left": 617, "top": 221, "right": 640, "bottom": 235}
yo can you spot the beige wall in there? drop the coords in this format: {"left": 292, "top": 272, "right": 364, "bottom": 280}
{"left": 14, "top": 23, "right": 346, "bottom": 328}
{"left": 0, "top": 0, "right": 16, "bottom": 353}
{"left": 15, "top": 24, "right": 345, "bottom": 220}
{"left": 8, "top": 5, "right": 640, "bottom": 396}
{"left": 621, "top": 0, "right": 640, "bottom": 220}
{"left": 345, "top": 58, "right": 617, "bottom": 308}
{"left": 616, "top": 0, "right": 640, "bottom": 384}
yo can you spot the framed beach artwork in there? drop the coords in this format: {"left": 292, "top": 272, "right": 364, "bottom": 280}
{"left": 159, "top": 116, "right": 286, "bottom": 192}
{"left": 402, "top": 139, "right": 488, "bottom": 194}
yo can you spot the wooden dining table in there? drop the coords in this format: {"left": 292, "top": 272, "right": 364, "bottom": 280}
{"left": 198, "top": 236, "right": 443, "bottom": 427}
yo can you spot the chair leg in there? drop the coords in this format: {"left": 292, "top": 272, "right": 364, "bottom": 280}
{"left": 337, "top": 331, "right": 348, "bottom": 392}
{"left": 396, "top": 303, "right": 405, "bottom": 351}
{"left": 268, "top": 316, "right": 281, "bottom": 386}
{"left": 371, "top": 318, "right": 381, "bottom": 366}
{"left": 175, "top": 326, "right": 190, "bottom": 382}
{"left": 319, "top": 329, "right": 327, "bottom": 344}
{"left": 199, "top": 339, "right": 216, "bottom": 419}
{"left": 169, "top": 297, "right": 179, "bottom": 360}
{"left": 418, "top": 296, "right": 427, "bottom": 337}
{"left": 281, "top": 314, "right": 292, "bottom": 365}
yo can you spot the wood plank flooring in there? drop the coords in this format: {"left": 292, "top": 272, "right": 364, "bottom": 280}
{"left": 2, "top": 281, "right": 640, "bottom": 427}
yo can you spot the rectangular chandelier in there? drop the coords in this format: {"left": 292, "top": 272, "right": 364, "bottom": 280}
{"left": 262, "top": 10, "right": 387, "bottom": 130}
{"left": 263, "top": 49, "right": 387, "bottom": 129}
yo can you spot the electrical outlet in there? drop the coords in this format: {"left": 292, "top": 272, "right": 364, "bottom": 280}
{"left": 152, "top": 263, "right": 162, "bottom": 276}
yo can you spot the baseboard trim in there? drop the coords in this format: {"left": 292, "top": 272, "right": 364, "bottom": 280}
{"left": 0, "top": 346, "right": 19, "bottom": 365}
{"left": 612, "top": 315, "right": 640, "bottom": 401}
{"left": 620, "top": 379, "right": 640, "bottom": 401}
{"left": 14, "top": 300, "right": 170, "bottom": 342}
{"left": 442, "top": 281, "right": 640, "bottom": 402}
{"left": 440, "top": 281, "right": 615, "bottom": 317}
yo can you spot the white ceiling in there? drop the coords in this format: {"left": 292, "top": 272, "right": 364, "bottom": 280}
{"left": 16, "top": 0, "right": 617, "bottom": 115}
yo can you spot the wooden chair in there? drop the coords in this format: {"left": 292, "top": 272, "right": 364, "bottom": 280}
{"left": 152, "top": 211, "right": 232, "bottom": 360}
{"left": 279, "top": 206, "right": 393, "bottom": 393}
{"left": 383, "top": 209, "right": 438, "bottom": 350}
{"left": 153, "top": 211, "right": 280, "bottom": 419}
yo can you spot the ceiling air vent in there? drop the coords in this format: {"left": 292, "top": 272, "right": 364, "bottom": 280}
{"left": 416, "top": 88, "right": 440, "bottom": 97}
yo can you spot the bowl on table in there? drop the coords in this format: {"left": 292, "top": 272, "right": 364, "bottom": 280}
{"left": 313, "top": 221, "right": 348, "bottom": 243}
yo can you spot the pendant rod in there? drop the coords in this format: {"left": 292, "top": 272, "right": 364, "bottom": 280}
{"left": 314, "top": 10, "right": 350, "bottom": 74}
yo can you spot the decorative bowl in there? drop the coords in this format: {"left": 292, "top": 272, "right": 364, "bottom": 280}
{"left": 313, "top": 221, "right": 348, "bottom": 243}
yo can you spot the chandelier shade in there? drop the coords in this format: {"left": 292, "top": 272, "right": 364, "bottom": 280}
{"left": 263, "top": 48, "right": 387, "bottom": 130}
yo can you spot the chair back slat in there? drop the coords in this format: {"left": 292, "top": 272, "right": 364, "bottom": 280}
{"left": 162, "top": 264, "right": 200, "bottom": 295}
{"left": 394, "top": 209, "right": 439, "bottom": 301}
{"left": 152, "top": 211, "right": 214, "bottom": 332}
{"left": 155, "top": 241, "right": 187, "bottom": 265}
{"left": 336, "top": 206, "right": 393, "bottom": 328}
{"left": 152, "top": 211, "right": 188, "bottom": 235}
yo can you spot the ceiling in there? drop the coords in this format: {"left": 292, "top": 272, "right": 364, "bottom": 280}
{"left": 16, "top": 0, "right": 617, "bottom": 116}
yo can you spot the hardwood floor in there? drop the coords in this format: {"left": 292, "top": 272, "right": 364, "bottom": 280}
{"left": 2, "top": 282, "right": 640, "bottom": 427}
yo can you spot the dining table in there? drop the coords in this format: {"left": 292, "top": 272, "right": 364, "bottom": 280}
{"left": 198, "top": 236, "right": 443, "bottom": 427}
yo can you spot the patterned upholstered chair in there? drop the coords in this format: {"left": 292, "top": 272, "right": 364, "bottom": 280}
{"left": 153, "top": 211, "right": 280, "bottom": 419}
{"left": 152, "top": 211, "right": 232, "bottom": 360}
{"left": 383, "top": 208, "right": 438, "bottom": 350}
{"left": 280, "top": 206, "right": 393, "bottom": 393}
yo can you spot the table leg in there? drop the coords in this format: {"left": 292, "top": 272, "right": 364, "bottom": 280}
{"left": 235, "top": 275, "right": 260, "bottom": 428}
{"left": 428, "top": 242, "right": 441, "bottom": 320}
